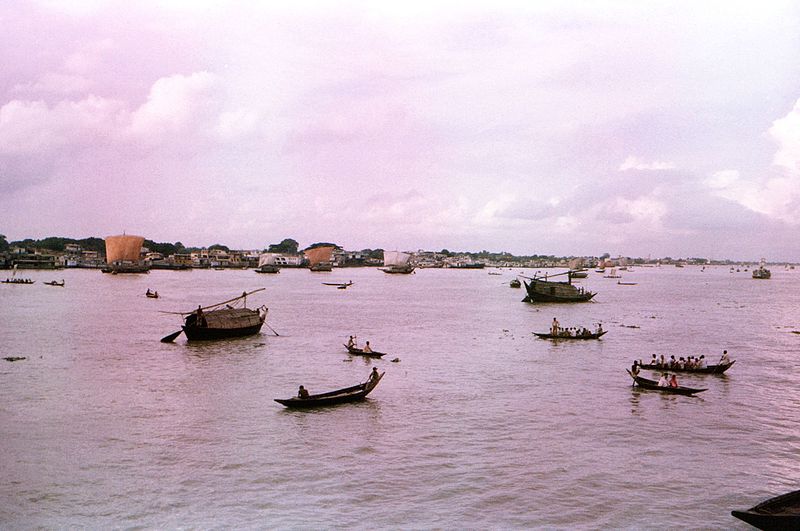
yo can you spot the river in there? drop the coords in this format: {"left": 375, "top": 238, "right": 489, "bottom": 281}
{"left": 1, "top": 265, "right": 798, "bottom": 528}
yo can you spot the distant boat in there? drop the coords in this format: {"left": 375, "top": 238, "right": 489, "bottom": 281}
{"left": 604, "top": 268, "right": 622, "bottom": 278}
{"left": 380, "top": 251, "right": 415, "bottom": 274}
{"left": 146, "top": 290, "right": 159, "bottom": 298}
{"left": 255, "top": 254, "right": 281, "bottom": 273}
{"left": 305, "top": 246, "right": 335, "bottom": 272}
{"left": 732, "top": 489, "right": 800, "bottom": 530}
{"left": 522, "top": 271, "right": 595, "bottom": 303}
{"left": 509, "top": 278, "right": 521, "bottom": 288}
{"left": 44, "top": 280, "right": 65, "bottom": 287}
{"left": 570, "top": 269, "right": 588, "bottom": 278}
{"left": 534, "top": 330, "right": 606, "bottom": 340}
{"left": 2, "top": 278, "right": 35, "bottom": 284}
{"left": 344, "top": 344, "right": 386, "bottom": 358}
{"left": 617, "top": 280, "right": 637, "bottom": 286}
{"left": 101, "top": 234, "right": 150, "bottom": 273}
{"left": 323, "top": 281, "right": 353, "bottom": 289}
{"left": 753, "top": 258, "right": 771, "bottom": 279}
{"left": 626, "top": 370, "right": 707, "bottom": 395}
{"left": 161, "top": 289, "right": 267, "bottom": 342}
{"left": 274, "top": 371, "right": 384, "bottom": 408}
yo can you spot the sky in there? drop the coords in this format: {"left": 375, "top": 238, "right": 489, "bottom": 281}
{"left": 2, "top": 1, "right": 800, "bottom": 261}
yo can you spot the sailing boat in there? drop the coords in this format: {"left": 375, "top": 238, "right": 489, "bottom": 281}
{"left": 255, "top": 253, "right": 280, "bottom": 273}
{"left": 380, "top": 251, "right": 415, "bottom": 274}
{"left": 101, "top": 234, "right": 150, "bottom": 273}
{"left": 305, "top": 246, "right": 335, "bottom": 271}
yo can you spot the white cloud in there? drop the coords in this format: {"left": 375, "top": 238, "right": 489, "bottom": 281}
{"left": 619, "top": 156, "right": 676, "bottom": 171}
{"left": 128, "top": 72, "right": 220, "bottom": 138}
{"left": 770, "top": 97, "right": 800, "bottom": 173}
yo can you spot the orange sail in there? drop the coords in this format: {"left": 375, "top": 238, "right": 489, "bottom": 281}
{"left": 304, "top": 246, "right": 334, "bottom": 266}
{"left": 105, "top": 234, "right": 145, "bottom": 263}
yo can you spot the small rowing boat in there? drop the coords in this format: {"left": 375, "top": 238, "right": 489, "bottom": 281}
{"left": 626, "top": 370, "right": 707, "bottom": 395}
{"left": 275, "top": 371, "right": 384, "bottom": 408}
{"left": 732, "top": 489, "right": 800, "bottom": 530}
{"left": 322, "top": 281, "right": 353, "bottom": 289}
{"left": 344, "top": 344, "right": 386, "bottom": 358}
{"left": 44, "top": 280, "right": 65, "bottom": 286}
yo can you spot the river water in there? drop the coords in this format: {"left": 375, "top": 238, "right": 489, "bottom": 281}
{"left": 1, "top": 265, "right": 799, "bottom": 529}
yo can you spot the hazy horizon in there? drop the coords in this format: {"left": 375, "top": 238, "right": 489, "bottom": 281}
{"left": 3, "top": 1, "right": 800, "bottom": 261}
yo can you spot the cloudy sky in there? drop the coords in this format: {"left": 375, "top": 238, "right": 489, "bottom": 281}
{"left": 2, "top": 1, "right": 799, "bottom": 260}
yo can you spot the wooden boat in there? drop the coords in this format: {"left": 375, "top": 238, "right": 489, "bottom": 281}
{"left": 570, "top": 270, "right": 588, "bottom": 278}
{"left": 102, "top": 234, "right": 150, "bottom": 273}
{"left": 344, "top": 344, "right": 386, "bottom": 358}
{"left": 626, "top": 370, "right": 707, "bottom": 395}
{"left": 522, "top": 271, "right": 595, "bottom": 303}
{"left": 534, "top": 330, "right": 607, "bottom": 340}
{"left": 161, "top": 289, "right": 267, "bottom": 342}
{"left": 380, "top": 251, "right": 415, "bottom": 274}
{"left": 274, "top": 371, "right": 384, "bottom": 408}
{"left": 753, "top": 258, "right": 771, "bottom": 279}
{"left": 254, "top": 264, "right": 280, "bottom": 273}
{"left": 146, "top": 290, "right": 159, "bottom": 298}
{"left": 44, "top": 280, "right": 65, "bottom": 286}
{"left": 603, "top": 268, "right": 622, "bottom": 278}
{"left": 305, "top": 245, "right": 335, "bottom": 271}
{"left": 617, "top": 280, "right": 637, "bottom": 285}
{"left": 322, "top": 281, "right": 353, "bottom": 289}
{"left": 2, "top": 278, "right": 35, "bottom": 284}
{"left": 639, "top": 360, "right": 735, "bottom": 374}
{"left": 732, "top": 489, "right": 800, "bottom": 530}
{"left": 509, "top": 278, "right": 521, "bottom": 288}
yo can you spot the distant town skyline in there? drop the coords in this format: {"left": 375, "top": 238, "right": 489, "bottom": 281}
{"left": 2, "top": 2, "right": 800, "bottom": 262}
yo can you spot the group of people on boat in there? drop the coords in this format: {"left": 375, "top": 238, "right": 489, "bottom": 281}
{"left": 550, "top": 318, "right": 602, "bottom": 337}
{"left": 630, "top": 361, "right": 680, "bottom": 387}
{"left": 3, "top": 278, "right": 33, "bottom": 284}
{"left": 646, "top": 353, "right": 708, "bottom": 370}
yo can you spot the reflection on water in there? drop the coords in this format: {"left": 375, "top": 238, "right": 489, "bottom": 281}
{"left": 1, "top": 266, "right": 799, "bottom": 528}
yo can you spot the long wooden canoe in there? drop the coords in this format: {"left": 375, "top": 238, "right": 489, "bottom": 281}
{"left": 626, "top": 370, "right": 707, "bottom": 395}
{"left": 344, "top": 344, "right": 386, "bottom": 358}
{"left": 639, "top": 360, "right": 735, "bottom": 374}
{"left": 732, "top": 489, "right": 800, "bottom": 530}
{"left": 534, "top": 331, "right": 607, "bottom": 340}
{"left": 275, "top": 372, "right": 384, "bottom": 408}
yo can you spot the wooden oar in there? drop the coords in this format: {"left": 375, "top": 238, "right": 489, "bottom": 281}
{"left": 264, "top": 322, "right": 280, "bottom": 336}
{"left": 160, "top": 330, "right": 183, "bottom": 343}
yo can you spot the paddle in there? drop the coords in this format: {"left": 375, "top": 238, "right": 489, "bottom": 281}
{"left": 264, "top": 323, "right": 280, "bottom": 336}
{"left": 160, "top": 330, "right": 183, "bottom": 343}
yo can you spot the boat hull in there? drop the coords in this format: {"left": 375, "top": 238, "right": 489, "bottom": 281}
{"left": 732, "top": 489, "right": 800, "bottom": 530}
{"left": 627, "top": 370, "right": 707, "bottom": 395}
{"left": 639, "top": 360, "right": 735, "bottom": 374}
{"left": 275, "top": 373, "right": 384, "bottom": 408}
{"left": 182, "top": 322, "right": 263, "bottom": 340}
{"left": 534, "top": 331, "right": 606, "bottom": 340}
{"left": 344, "top": 344, "right": 386, "bottom": 358}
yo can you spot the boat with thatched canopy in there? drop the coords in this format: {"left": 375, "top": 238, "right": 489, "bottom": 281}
{"left": 522, "top": 271, "right": 595, "bottom": 303}
{"left": 160, "top": 289, "right": 268, "bottom": 342}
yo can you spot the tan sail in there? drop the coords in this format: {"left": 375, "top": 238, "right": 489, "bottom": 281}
{"left": 105, "top": 234, "right": 145, "bottom": 263}
{"left": 383, "top": 251, "right": 411, "bottom": 267}
{"left": 304, "top": 246, "right": 334, "bottom": 266}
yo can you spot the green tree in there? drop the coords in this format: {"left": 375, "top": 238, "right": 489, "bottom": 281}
{"left": 209, "top": 244, "right": 230, "bottom": 252}
{"left": 0, "top": 234, "right": 8, "bottom": 252}
{"left": 268, "top": 238, "right": 299, "bottom": 254}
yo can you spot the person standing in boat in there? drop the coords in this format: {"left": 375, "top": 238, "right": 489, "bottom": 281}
{"left": 630, "top": 360, "right": 640, "bottom": 378}
{"left": 347, "top": 335, "right": 356, "bottom": 348}
{"left": 551, "top": 318, "right": 560, "bottom": 336}
{"left": 195, "top": 305, "right": 207, "bottom": 327}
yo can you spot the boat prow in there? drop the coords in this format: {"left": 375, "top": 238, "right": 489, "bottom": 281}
{"left": 732, "top": 489, "right": 800, "bottom": 530}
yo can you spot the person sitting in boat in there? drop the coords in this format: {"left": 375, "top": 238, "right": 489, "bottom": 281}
{"left": 669, "top": 374, "right": 679, "bottom": 388}
{"left": 297, "top": 385, "right": 309, "bottom": 399}
{"left": 697, "top": 355, "right": 706, "bottom": 368}
{"left": 363, "top": 341, "right": 373, "bottom": 353}
{"left": 659, "top": 354, "right": 666, "bottom": 367}
{"left": 657, "top": 373, "right": 669, "bottom": 387}
{"left": 146, "top": 288, "right": 152, "bottom": 296}
{"left": 720, "top": 350, "right": 730, "bottom": 364}
{"left": 596, "top": 323, "right": 603, "bottom": 334}
{"left": 347, "top": 335, "right": 356, "bottom": 348}
{"left": 650, "top": 354, "right": 657, "bottom": 366}
{"left": 668, "top": 355, "right": 676, "bottom": 368}
{"left": 678, "top": 357, "right": 685, "bottom": 369}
